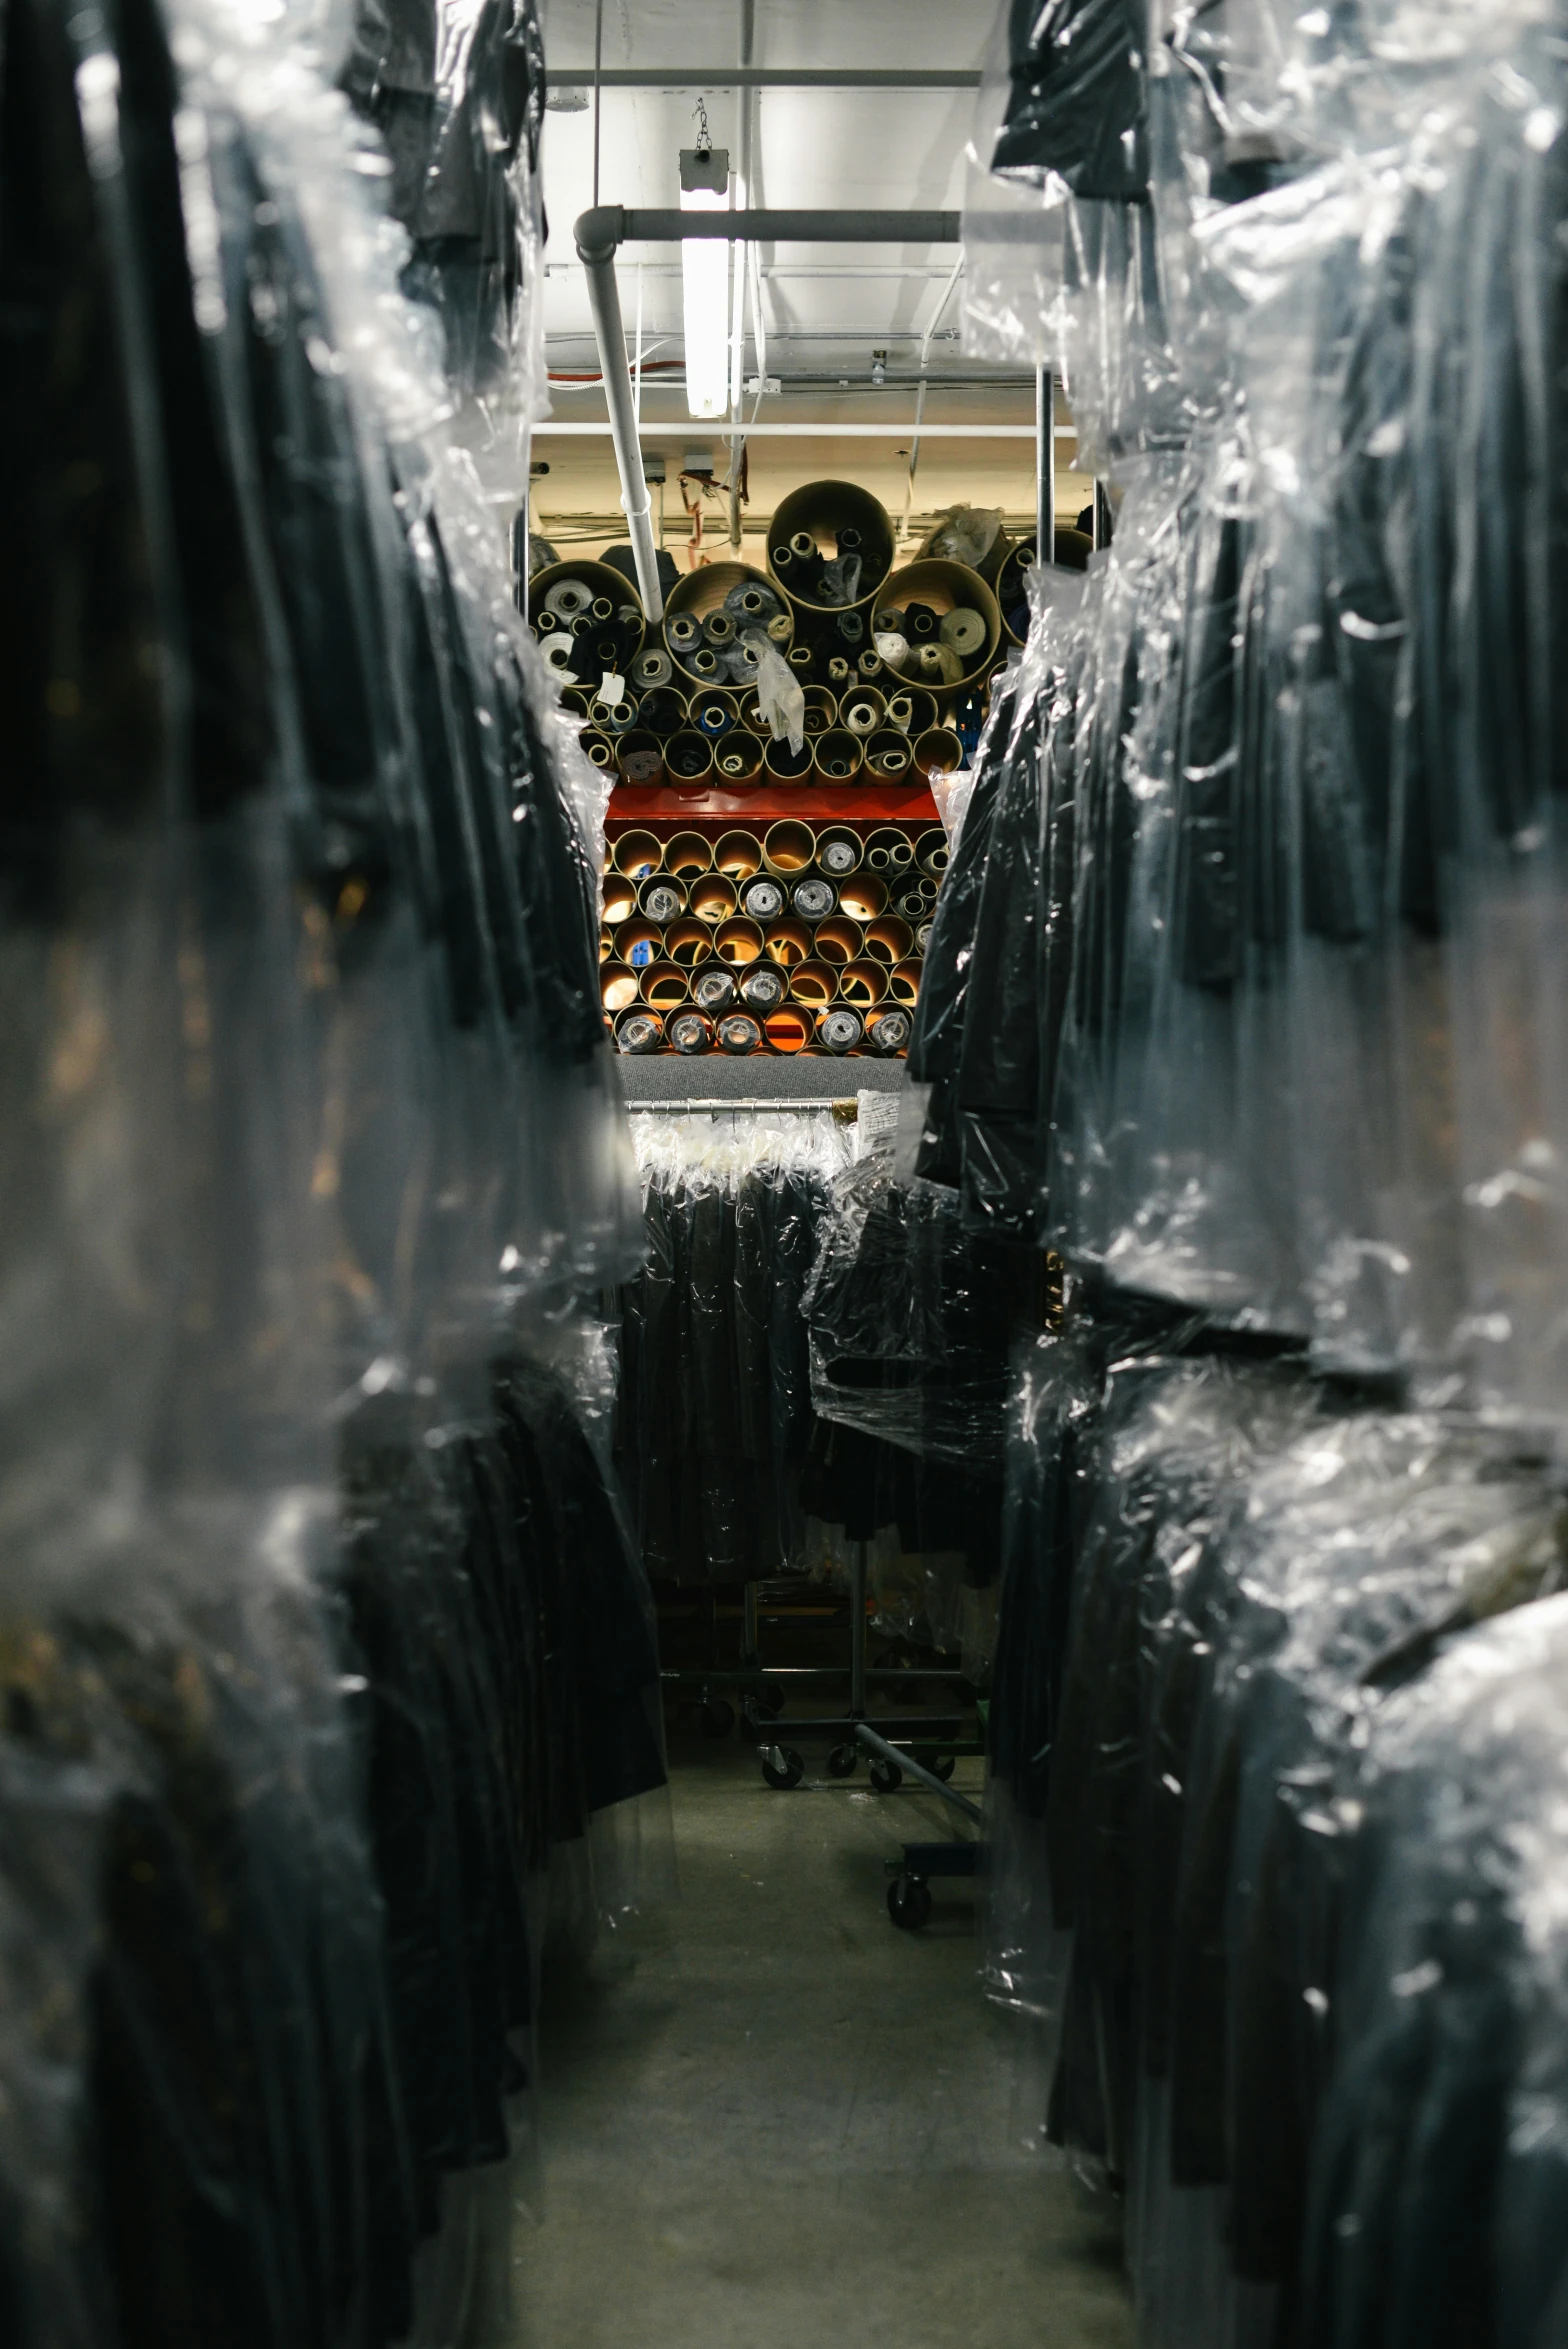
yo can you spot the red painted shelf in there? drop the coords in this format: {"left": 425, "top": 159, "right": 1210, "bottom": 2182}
{"left": 606, "top": 782, "right": 941, "bottom": 830}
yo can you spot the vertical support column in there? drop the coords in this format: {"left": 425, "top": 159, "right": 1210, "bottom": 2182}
{"left": 1036, "top": 364, "right": 1057, "bottom": 567}
{"left": 742, "top": 1581, "right": 760, "bottom": 1667}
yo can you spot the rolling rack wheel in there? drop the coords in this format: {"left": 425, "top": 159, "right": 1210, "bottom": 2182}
{"left": 826, "top": 1743, "right": 858, "bottom": 1779}
{"left": 868, "top": 1755, "right": 903, "bottom": 1795}
{"left": 756, "top": 1679, "right": 788, "bottom": 1718}
{"left": 887, "top": 1875, "right": 933, "bottom": 1932}
{"left": 930, "top": 1754, "right": 956, "bottom": 1782}
{"left": 700, "top": 1698, "right": 736, "bottom": 1739}
{"left": 761, "top": 1744, "right": 806, "bottom": 1791}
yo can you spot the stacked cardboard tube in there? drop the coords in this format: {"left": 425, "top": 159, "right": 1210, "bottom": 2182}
{"left": 599, "top": 820, "right": 947, "bottom": 1058}
{"left": 532, "top": 482, "right": 1016, "bottom": 785}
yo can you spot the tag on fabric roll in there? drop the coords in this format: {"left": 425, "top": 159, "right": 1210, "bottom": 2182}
{"left": 599, "top": 671, "right": 625, "bottom": 706}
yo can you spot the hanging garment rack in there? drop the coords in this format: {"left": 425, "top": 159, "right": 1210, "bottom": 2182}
{"left": 628, "top": 1091, "right": 976, "bottom": 1770}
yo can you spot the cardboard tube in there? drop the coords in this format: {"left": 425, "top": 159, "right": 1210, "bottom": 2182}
{"left": 689, "top": 873, "right": 739, "bottom": 923}
{"left": 665, "top": 731, "right": 715, "bottom": 783}
{"left": 612, "top": 830, "right": 663, "bottom": 878}
{"left": 739, "top": 963, "right": 787, "bottom": 1012}
{"left": 762, "top": 820, "right": 817, "bottom": 875}
{"left": 841, "top": 688, "right": 886, "bottom": 738}
{"left": 667, "top": 1008, "right": 713, "bottom": 1055}
{"left": 914, "top": 826, "right": 949, "bottom": 875}
{"left": 713, "top": 829, "right": 763, "bottom": 880}
{"left": 764, "top": 736, "right": 814, "bottom": 783}
{"left": 692, "top": 967, "right": 737, "bottom": 1013}
{"left": 615, "top": 1008, "right": 664, "bottom": 1054}
{"left": 664, "top": 831, "right": 714, "bottom": 876}
{"left": 865, "top": 1007, "right": 912, "bottom": 1055}
{"left": 692, "top": 688, "right": 738, "bottom": 737}
{"left": 714, "top": 730, "right": 765, "bottom": 783}
{"left": 837, "top": 959, "right": 888, "bottom": 1007}
{"left": 638, "top": 874, "right": 686, "bottom": 924}
{"left": 638, "top": 685, "right": 689, "bottom": 737}
{"left": 884, "top": 686, "right": 937, "bottom": 737}
{"left": 742, "top": 874, "right": 788, "bottom": 921}
{"left": 817, "top": 826, "right": 862, "bottom": 876}
{"left": 581, "top": 731, "right": 615, "bottom": 770}
{"left": 714, "top": 917, "right": 765, "bottom": 966}
{"left": 716, "top": 1011, "right": 765, "bottom": 1054}
{"left": 764, "top": 1008, "right": 811, "bottom": 1054}
{"left": 864, "top": 730, "right": 913, "bottom": 783}
{"left": 792, "top": 876, "right": 837, "bottom": 921}
{"left": 866, "top": 826, "right": 915, "bottom": 871}
{"left": 801, "top": 686, "right": 837, "bottom": 736}
{"left": 617, "top": 729, "right": 665, "bottom": 787}
{"left": 866, "top": 915, "right": 915, "bottom": 965}
{"left": 913, "top": 727, "right": 964, "bottom": 781}
{"left": 889, "top": 961, "right": 923, "bottom": 1006}
{"left": 816, "top": 1007, "right": 864, "bottom": 1055}
{"left": 602, "top": 873, "right": 638, "bottom": 925}
{"left": 763, "top": 917, "right": 812, "bottom": 968}
{"left": 788, "top": 961, "right": 837, "bottom": 1008}
{"left": 813, "top": 916, "right": 864, "bottom": 967}
{"left": 665, "top": 918, "right": 713, "bottom": 966}
{"left": 813, "top": 730, "right": 863, "bottom": 783}
{"left": 838, "top": 873, "right": 888, "bottom": 923}
{"left": 600, "top": 964, "right": 642, "bottom": 1013}
{"left": 640, "top": 962, "right": 690, "bottom": 1009}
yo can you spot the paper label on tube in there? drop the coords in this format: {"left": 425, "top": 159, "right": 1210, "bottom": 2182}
{"left": 600, "top": 671, "right": 625, "bottom": 706}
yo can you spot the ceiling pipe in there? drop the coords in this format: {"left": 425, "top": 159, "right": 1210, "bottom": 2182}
{"left": 580, "top": 207, "right": 961, "bottom": 246}
{"left": 573, "top": 207, "right": 965, "bottom": 621}
{"left": 548, "top": 67, "right": 982, "bottom": 88}
{"left": 539, "top": 421, "right": 1076, "bottom": 440}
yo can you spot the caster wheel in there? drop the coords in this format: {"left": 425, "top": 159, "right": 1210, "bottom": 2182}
{"left": 761, "top": 1745, "right": 806, "bottom": 1791}
{"left": 869, "top": 1756, "right": 903, "bottom": 1794}
{"left": 931, "top": 1754, "right": 956, "bottom": 1782}
{"left": 826, "top": 1743, "right": 858, "bottom": 1779}
{"left": 887, "top": 1876, "right": 932, "bottom": 1931}
{"left": 757, "top": 1679, "right": 788, "bottom": 1718}
{"left": 699, "top": 1699, "right": 736, "bottom": 1739}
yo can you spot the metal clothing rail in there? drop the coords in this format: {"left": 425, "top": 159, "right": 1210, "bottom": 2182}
{"left": 628, "top": 1097, "right": 849, "bottom": 1112}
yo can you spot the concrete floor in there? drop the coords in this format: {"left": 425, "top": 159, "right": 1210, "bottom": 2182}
{"left": 513, "top": 1724, "right": 1134, "bottom": 2349}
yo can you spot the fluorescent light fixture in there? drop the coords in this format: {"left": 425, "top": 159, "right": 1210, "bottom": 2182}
{"left": 679, "top": 145, "right": 730, "bottom": 421}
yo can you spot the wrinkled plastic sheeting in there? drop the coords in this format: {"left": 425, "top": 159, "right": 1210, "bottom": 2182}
{"left": 616, "top": 1110, "right": 853, "bottom": 1584}
{"left": 336, "top": 0, "right": 550, "bottom": 416}
{"left": 803, "top": 1157, "right": 1037, "bottom": 1472}
{"left": 993, "top": 1319, "right": 1568, "bottom": 2346}
{"left": 0, "top": 0, "right": 656, "bottom": 2328}
{"left": 750, "top": 636, "right": 807, "bottom": 753}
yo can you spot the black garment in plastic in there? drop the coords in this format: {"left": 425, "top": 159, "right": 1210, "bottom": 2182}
{"left": 340, "top": 0, "right": 545, "bottom": 392}
{"left": 992, "top": 0, "right": 1149, "bottom": 200}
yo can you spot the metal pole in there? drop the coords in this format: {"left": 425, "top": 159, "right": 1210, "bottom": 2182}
{"left": 547, "top": 66, "right": 984, "bottom": 89}
{"left": 853, "top": 1723, "right": 985, "bottom": 1823}
{"left": 742, "top": 1581, "right": 759, "bottom": 1666}
{"left": 1036, "top": 365, "right": 1056, "bottom": 566}
{"left": 575, "top": 218, "right": 665, "bottom": 621}
{"left": 595, "top": 207, "right": 962, "bottom": 244}
{"left": 850, "top": 1540, "right": 867, "bottom": 1718}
